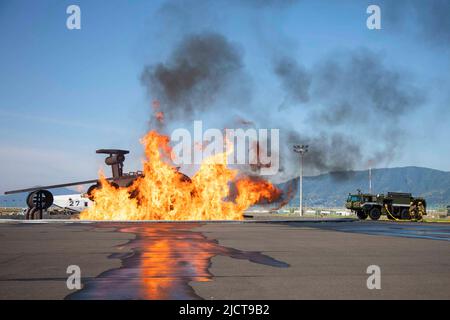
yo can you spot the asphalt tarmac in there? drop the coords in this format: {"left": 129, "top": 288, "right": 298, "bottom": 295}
{"left": 0, "top": 220, "right": 449, "bottom": 299}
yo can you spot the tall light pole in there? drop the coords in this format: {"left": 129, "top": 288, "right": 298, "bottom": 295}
{"left": 368, "top": 160, "right": 373, "bottom": 194}
{"left": 293, "top": 144, "right": 308, "bottom": 216}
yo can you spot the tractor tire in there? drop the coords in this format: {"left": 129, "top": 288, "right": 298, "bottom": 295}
{"left": 356, "top": 211, "right": 368, "bottom": 220}
{"left": 369, "top": 207, "right": 381, "bottom": 220}
{"left": 400, "top": 209, "right": 411, "bottom": 220}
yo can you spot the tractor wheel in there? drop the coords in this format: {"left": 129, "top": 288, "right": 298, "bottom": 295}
{"left": 400, "top": 208, "right": 411, "bottom": 220}
{"left": 356, "top": 211, "right": 368, "bottom": 220}
{"left": 369, "top": 207, "right": 381, "bottom": 220}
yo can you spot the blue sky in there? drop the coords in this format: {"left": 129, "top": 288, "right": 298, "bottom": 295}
{"left": 0, "top": 0, "right": 449, "bottom": 193}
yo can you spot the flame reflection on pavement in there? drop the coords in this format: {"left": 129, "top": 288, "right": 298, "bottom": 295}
{"left": 67, "top": 223, "right": 289, "bottom": 300}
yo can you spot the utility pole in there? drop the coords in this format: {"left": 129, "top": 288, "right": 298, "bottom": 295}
{"left": 369, "top": 167, "right": 372, "bottom": 194}
{"left": 293, "top": 145, "right": 308, "bottom": 216}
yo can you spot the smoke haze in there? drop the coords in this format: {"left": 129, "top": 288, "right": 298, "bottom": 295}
{"left": 139, "top": 0, "right": 434, "bottom": 181}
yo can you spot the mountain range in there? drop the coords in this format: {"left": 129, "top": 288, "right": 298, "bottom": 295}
{"left": 277, "top": 166, "right": 450, "bottom": 208}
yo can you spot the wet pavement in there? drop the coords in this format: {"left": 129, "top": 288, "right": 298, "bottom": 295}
{"left": 289, "top": 221, "right": 450, "bottom": 242}
{"left": 67, "top": 223, "right": 289, "bottom": 300}
{"left": 191, "top": 222, "right": 450, "bottom": 299}
{"left": 1, "top": 220, "right": 449, "bottom": 299}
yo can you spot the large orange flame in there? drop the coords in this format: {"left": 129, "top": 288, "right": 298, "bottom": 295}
{"left": 80, "top": 130, "right": 280, "bottom": 220}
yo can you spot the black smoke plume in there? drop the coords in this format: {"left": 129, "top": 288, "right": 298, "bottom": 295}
{"left": 274, "top": 56, "right": 311, "bottom": 109}
{"left": 284, "top": 130, "right": 361, "bottom": 180}
{"left": 141, "top": 33, "right": 244, "bottom": 121}
{"left": 274, "top": 49, "right": 426, "bottom": 175}
{"left": 311, "top": 49, "right": 426, "bottom": 123}
{"left": 141, "top": 1, "right": 430, "bottom": 182}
